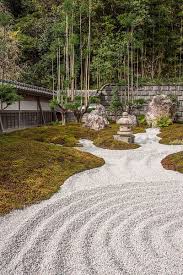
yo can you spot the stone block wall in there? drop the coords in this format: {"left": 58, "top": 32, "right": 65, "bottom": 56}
{"left": 99, "top": 85, "right": 183, "bottom": 122}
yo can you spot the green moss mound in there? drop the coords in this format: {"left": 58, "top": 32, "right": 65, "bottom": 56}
{"left": 159, "top": 124, "right": 183, "bottom": 145}
{"left": 93, "top": 124, "right": 140, "bottom": 150}
{"left": 159, "top": 123, "right": 183, "bottom": 174}
{"left": 162, "top": 152, "right": 183, "bottom": 174}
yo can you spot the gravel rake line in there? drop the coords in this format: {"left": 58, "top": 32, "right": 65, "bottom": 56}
{"left": 1, "top": 185, "right": 183, "bottom": 274}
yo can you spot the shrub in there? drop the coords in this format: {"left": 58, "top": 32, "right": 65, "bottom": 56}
{"left": 109, "top": 88, "right": 122, "bottom": 119}
{"left": 168, "top": 94, "right": 178, "bottom": 104}
{"left": 157, "top": 116, "right": 173, "bottom": 128}
{"left": 49, "top": 98, "right": 59, "bottom": 110}
{"left": 90, "top": 96, "right": 101, "bottom": 104}
{"left": 133, "top": 98, "right": 146, "bottom": 107}
{"left": 137, "top": 114, "right": 147, "bottom": 125}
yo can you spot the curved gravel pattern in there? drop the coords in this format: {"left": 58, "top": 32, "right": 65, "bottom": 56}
{"left": 0, "top": 128, "right": 183, "bottom": 275}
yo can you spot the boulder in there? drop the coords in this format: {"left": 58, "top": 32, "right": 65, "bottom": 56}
{"left": 84, "top": 114, "right": 109, "bottom": 131}
{"left": 146, "top": 95, "right": 176, "bottom": 127}
{"left": 83, "top": 104, "right": 109, "bottom": 131}
{"left": 92, "top": 104, "right": 107, "bottom": 118}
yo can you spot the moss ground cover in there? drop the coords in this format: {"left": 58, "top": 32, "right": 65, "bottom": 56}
{"left": 161, "top": 152, "right": 183, "bottom": 174}
{"left": 0, "top": 133, "right": 104, "bottom": 215}
{"left": 0, "top": 123, "right": 146, "bottom": 215}
{"left": 93, "top": 124, "right": 145, "bottom": 150}
{"left": 159, "top": 124, "right": 183, "bottom": 145}
{"left": 10, "top": 123, "right": 146, "bottom": 150}
{"left": 160, "top": 123, "right": 183, "bottom": 174}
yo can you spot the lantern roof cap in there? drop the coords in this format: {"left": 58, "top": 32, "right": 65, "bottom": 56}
{"left": 117, "top": 112, "right": 133, "bottom": 126}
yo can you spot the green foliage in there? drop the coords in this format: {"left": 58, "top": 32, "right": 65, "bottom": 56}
{"left": 109, "top": 88, "right": 122, "bottom": 114}
{"left": 90, "top": 96, "right": 100, "bottom": 104}
{"left": 49, "top": 97, "right": 59, "bottom": 110}
{"left": 65, "top": 101, "right": 81, "bottom": 111}
{"left": 50, "top": 95, "right": 100, "bottom": 112}
{"left": 50, "top": 120, "right": 60, "bottom": 126}
{"left": 117, "top": 80, "right": 127, "bottom": 86}
{"left": 134, "top": 98, "right": 146, "bottom": 107}
{"left": 137, "top": 114, "right": 147, "bottom": 125}
{"left": 127, "top": 98, "right": 146, "bottom": 110}
{"left": 168, "top": 94, "right": 178, "bottom": 104}
{"left": 2, "top": 0, "right": 183, "bottom": 87}
{"left": 157, "top": 116, "right": 173, "bottom": 128}
{"left": 0, "top": 11, "right": 12, "bottom": 27}
{"left": 0, "top": 84, "right": 22, "bottom": 109}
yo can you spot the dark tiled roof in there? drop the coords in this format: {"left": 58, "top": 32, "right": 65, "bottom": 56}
{"left": 0, "top": 79, "right": 54, "bottom": 98}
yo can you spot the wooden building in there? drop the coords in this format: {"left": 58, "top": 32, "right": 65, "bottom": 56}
{"left": 0, "top": 80, "right": 54, "bottom": 133}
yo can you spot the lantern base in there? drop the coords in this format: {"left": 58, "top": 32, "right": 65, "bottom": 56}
{"left": 113, "top": 134, "right": 135, "bottom": 144}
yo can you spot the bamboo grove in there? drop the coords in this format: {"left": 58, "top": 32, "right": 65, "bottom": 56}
{"left": 1, "top": 0, "right": 183, "bottom": 93}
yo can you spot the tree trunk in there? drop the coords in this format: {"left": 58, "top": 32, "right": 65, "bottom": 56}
{"left": 127, "top": 42, "right": 130, "bottom": 102}
{"left": 151, "top": 25, "right": 155, "bottom": 79}
{"left": 52, "top": 57, "right": 55, "bottom": 98}
{"left": 136, "top": 48, "right": 139, "bottom": 97}
{"left": 71, "top": 11, "right": 75, "bottom": 101}
{"left": 131, "top": 29, "right": 134, "bottom": 103}
{"left": 80, "top": 8, "right": 83, "bottom": 103}
{"left": 180, "top": 18, "right": 183, "bottom": 80}
{"left": 65, "top": 13, "right": 70, "bottom": 97}
{"left": 141, "top": 43, "right": 144, "bottom": 78}
{"left": 87, "top": 0, "right": 91, "bottom": 102}
{"left": 0, "top": 114, "right": 4, "bottom": 133}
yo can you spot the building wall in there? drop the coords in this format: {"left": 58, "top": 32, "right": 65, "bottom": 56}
{"left": 0, "top": 95, "right": 51, "bottom": 112}
{"left": 20, "top": 96, "right": 38, "bottom": 111}
{"left": 40, "top": 99, "right": 51, "bottom": 111}
{"left": 0, "top": 94, "right": 53, "bottom": 132}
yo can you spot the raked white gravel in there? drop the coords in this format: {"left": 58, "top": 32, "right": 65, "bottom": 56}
{"left": 0, "top": 128, "right": 183, "bottom": 275}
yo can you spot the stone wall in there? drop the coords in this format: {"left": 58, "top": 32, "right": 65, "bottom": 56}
{"left": 99, "top": 85, "right": 183, "bottom": 122}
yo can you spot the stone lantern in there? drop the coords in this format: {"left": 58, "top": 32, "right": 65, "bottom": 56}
{"left": 114, "top": 112, "right": 135, "bottom": 143}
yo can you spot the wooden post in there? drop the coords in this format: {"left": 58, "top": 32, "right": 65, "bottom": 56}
{"left": 37, "top": 97, "right": 45, "bottom": 125}
{"left": 0, "top": 113, "right": 4, "bottom": 133}
{"left": 18, "top": 100, "right": 21, "bottom": 128}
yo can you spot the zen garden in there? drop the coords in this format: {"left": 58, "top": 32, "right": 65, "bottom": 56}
{"left": 1, "top": 1, "right": 183, "bottom": 275}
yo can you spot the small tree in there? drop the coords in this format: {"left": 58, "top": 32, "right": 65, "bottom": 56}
{"left": 125, "top": 98, "right": 146, "bottom": 114}
{"left": 50, "top": 95, "right": 100, "bottom": 124}
{"left": 0, "top": 84, "right": 22, "bottom": 109}
{"left": 67, "top": 96, "right": 101, "bottom": 123}
{"left": 109, "top": 88, "right": 122, "bottom": 120}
